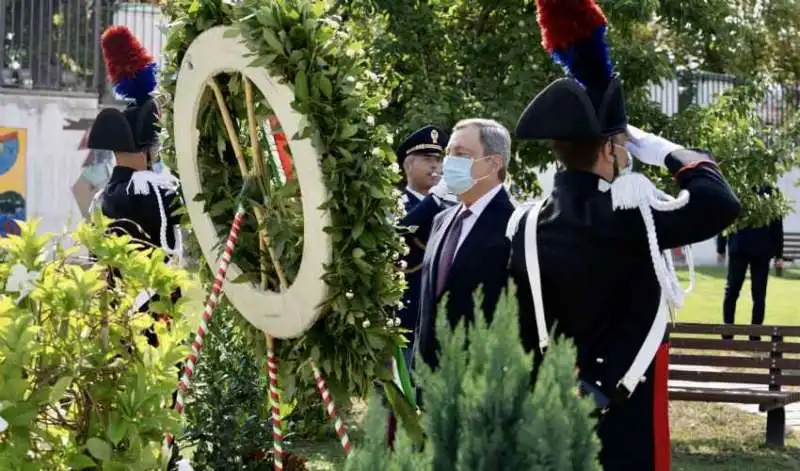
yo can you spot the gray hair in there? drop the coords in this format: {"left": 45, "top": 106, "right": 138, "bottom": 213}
{"left": 453, "top": 118, "right": 511, "bottom": 166}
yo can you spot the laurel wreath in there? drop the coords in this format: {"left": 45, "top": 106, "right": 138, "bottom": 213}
{"left": 160, "top": 0, "right": 408, "bottom": 400}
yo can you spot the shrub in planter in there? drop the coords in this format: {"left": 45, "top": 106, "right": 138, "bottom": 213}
{"left": 343, "top": 286, "right": 601, "bottom": 471}
{"left": 0, "top": 218, "right": 190, "bottom": 470}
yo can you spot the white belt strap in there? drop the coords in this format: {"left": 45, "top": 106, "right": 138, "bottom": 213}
{"left": 523, "top": 200, "right": 549, "bottom": 352}
{"left": 505, "top": 199, "right": 549, "bottom": 352}
{"left": 618, "top": 294, "right": 669, "bottom": 395}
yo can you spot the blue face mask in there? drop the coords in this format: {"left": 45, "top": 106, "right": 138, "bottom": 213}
{"left": 442, "top": 155, "right": 490, "bottom": 195}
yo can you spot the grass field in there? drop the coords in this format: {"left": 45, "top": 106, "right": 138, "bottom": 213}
{"left": 677, "top": 265, "right": 800, "bottom": 325}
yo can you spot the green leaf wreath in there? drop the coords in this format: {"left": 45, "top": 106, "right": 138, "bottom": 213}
{"left": 159, "top": 0, "right": 408, "bottom": 423}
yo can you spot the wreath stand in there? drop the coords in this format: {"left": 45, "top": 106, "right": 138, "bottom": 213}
{"left": 167, "top": 26, "right": 358, "bottom": 469}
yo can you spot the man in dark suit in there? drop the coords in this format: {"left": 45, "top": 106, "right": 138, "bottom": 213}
{"left": 717, "top": 187, "right": 784, "bottom": 340}
{"left": 412, "top": 118, "right": 515, "bottom": 371}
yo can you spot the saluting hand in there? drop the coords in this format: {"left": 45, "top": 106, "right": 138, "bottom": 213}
{"left": 624, "top": 125, "right": 683, "bottom": 168}
{"left": 429, "top": 179, "right": 458, "bottom": 206}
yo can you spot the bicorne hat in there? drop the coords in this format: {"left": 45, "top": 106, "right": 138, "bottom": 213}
{"left": 516, "top": 0, "right": 627, "bottom": 141}
{"left": 87, "top": 25, "right": 160, "bottom": 153}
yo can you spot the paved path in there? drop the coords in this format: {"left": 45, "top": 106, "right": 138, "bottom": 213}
{"left": 670, "top": 365, "right": 800, "bottom": 429}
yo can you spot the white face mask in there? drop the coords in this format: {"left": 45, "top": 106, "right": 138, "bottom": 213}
{"left": 613, "top": 144, "right": 633, "bottom": 177}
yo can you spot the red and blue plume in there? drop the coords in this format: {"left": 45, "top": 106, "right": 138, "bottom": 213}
{"left": 101, "top": 25, "right": 157, "bottom": 102}
{"left": 536, "top": 0, "right": 613, "bottom": 90}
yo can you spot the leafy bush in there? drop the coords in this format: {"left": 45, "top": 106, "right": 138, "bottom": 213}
{"left": 343, "top": 287, "right": 601, "bottom": 471}
{"left": 178, "top": 302, "right": 279, "bottom": 469}
{"left": 0, "top": 219, "right": 190, "bottom": 470}
{"left": 660, "top": 81, "right": 800, "bottom": 231}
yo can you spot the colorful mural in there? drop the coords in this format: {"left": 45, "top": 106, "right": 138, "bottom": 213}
{"left": 0, "top": 128, "right": 27, "bottom": 237}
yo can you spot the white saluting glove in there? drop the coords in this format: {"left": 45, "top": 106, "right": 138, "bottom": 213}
{"left": 429, "top": 178, "right": 458, "bottom": 206}
{"left": 624, "top": 125, "right": 683, "bottom": 168}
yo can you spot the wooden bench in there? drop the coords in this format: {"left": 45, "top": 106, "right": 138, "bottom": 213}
{"left": 783, "top": 232, "right": 800, "bottom": 264}
{"left": 668, "top": 322, "right": 800, "bottom": 447}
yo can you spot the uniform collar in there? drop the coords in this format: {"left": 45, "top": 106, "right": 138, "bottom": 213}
{"left": 109, "top": 165, "right": 136, "bottom": 183}
{"left": 554, "top": 170, "right": 611, "bottom": 193}
{"left": 405, "top": 185, "right": 426, "bottom": 201}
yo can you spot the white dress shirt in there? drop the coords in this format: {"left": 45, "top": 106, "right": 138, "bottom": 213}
{"left": 405, "top": 185, "right": 426, "bottom": 201}
{"left": 453, "top": 184, "right": 504, "bottom": 256}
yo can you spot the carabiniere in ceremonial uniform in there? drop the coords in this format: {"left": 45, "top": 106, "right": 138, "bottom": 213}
{"left": 86, "top": 25, "right": 184, "bottom": 348}
{"left": 507, "top": 1, "right": 741, "bottom": 470}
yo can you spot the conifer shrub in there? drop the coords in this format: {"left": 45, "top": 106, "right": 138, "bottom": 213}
{"left": 343, "top": 286, "right": 601, "bottom": 471}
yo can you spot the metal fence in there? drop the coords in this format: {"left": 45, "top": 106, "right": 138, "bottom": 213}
{"left": 648, "top": 71, "right": 800, "bottom": 126}
{"left": 0, "top": 0, "right": 164, "bottom": 97}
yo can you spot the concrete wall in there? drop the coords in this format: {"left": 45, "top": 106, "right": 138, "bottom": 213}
{"left": 0, "top": 89, "right": 99, "bottom": 236}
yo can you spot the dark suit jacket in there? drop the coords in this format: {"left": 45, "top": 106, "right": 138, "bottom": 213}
{"left": 413, "top": 188, "right": 514, "bottom": 369}
{"left": 396, "top": 191, "right": 445, "bottom": 346}
{"left": 717, "top": 219, "right": 784, "bottom": 260}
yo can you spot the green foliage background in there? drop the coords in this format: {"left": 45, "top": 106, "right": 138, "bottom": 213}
{"left": 337, "top": 0, "right": 799, "bottom": 226}
{"left": 0, "top": 219, "right": 189, "bottom": 470}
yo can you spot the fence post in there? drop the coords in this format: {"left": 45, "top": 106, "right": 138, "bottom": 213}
{"left": 94, "top": 1, "right": 104, "bottom": 101}
{"left": 0, "top": 0, "right": 7, "bottom": 89}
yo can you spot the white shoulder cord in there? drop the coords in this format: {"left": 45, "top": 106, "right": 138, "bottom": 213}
{"left": 608, "top": 173, "right": 695, "bottom": 315}
{"left": 126, "top": 167, "right": 182, "bottom": 260}
{"left": 87, "top": 188, "right": 105, "bottom": 217}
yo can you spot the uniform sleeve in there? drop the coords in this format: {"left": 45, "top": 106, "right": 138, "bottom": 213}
{"left": 771, "top": 217, "right": 784, "bottom": 259}
{"left": 162, "top": 189, "right": 183, "bottom": 227}
{"left": 647, "top": 149, "right": 741, "bottom": 250}
{"left": 400, "top": 194, "right": 444, "bottom": 246}
{"left": 716, "top": 234, "right": 727, "bottom": 256}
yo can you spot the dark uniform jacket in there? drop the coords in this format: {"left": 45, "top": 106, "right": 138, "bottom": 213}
{"left": 716, "top": 186, "right": 783, "bottom": 260}
{"left": 96, "top": 165, "right": 183, "bottom": 347}
{"left": 510, "top": 150, "right": 740, "bottom": 391}
{"left": 414, "top": 189, "right": 514, "bottom": 369}
{"left": 100, "top": 166, "right": 181, "bottom": 249}
{"left": 509, "top": 150, "right": 739, "bottom": 471}
{"left": 397, "top": 191, "right": 448, "bottom": 350}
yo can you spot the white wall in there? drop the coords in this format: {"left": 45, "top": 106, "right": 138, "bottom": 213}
{"left": 113, "top": 3, "right": 168, "bottom": 65}
{"left": 0, "top": 89, "right": 98, "bottom": 235}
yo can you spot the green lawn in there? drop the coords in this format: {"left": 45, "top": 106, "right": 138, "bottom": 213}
{"left": 677, "top": 265, "right": 800, "bottom": 326}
